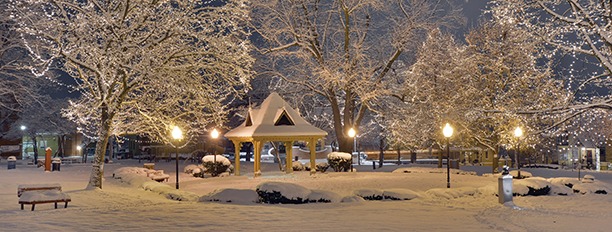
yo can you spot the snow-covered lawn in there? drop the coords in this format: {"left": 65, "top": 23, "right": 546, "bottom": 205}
{"left": 0, "top": 159, "right": 610, "bottom": 231}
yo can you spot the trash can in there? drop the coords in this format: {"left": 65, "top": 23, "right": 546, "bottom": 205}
{"left": 7, "top": 156, "right": 16, "bottom": 169}
{"left": 52, "top": 158, "right": 61, "bottom": 171}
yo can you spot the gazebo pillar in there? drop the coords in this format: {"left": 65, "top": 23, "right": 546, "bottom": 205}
{"left": 254, "top": 140, "right": 262, "bottom": 177}
{"left": 309, "top": 138, "right": 316, "bottom": 175}
{"left": 285, "top": 141, "right": 293, "bottom": 174}
{"left": 232, "top": 140, "right": 242, "bottom": 176}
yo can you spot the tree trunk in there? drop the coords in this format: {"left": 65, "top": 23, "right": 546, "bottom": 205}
{"left": 87, "top": 107, "right": 112, "bottom": 189}
{"left": 379, "top": 137, "right": 384, "bottom": 168}
{"left": 270, "top": 142, "right": 283, "bottom": 171}
{"left": 31, "top": 136, "right": 38, "bottom": 165}
{"left": 56, "top": 135, "right": 65, "bottom": 158}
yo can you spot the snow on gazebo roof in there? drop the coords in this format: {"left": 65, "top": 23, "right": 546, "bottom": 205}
{"left": 224, "top": 92, "right": 327, "bottom": 140}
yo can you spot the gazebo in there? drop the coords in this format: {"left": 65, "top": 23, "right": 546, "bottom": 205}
{"left": 224, "top": 92, "right": 328, "bottom": 176}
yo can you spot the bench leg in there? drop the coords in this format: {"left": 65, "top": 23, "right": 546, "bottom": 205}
{"left": 21, "top": 204, "right": 24, "bottom": 210}
{"left": 55, "top": 202, "right": 58, "bottom": 209}
{"left": 64, "top": 202, "right": 68, "bottom": 208}
{"left": 31, "top": 204, "right": 35, "bottom": 211}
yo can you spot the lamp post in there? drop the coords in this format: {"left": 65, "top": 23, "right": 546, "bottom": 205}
{"left": 514, "top": 126, "right": 523, "bottom": 178}
{"left": 443, "top": 123, "right": 453, "bottom": 188}
{"left": 210, "top": 128, "right": 220, "bottom": 175}
{"left": 348, "top": 128, "right": 356, "bottom": 172}
{"left": 171, "top": 126, "right": 183, "bottom": 189}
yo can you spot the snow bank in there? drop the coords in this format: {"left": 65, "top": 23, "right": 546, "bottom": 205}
{"left": 112, "top": 167, "right": 199, "bottom": 201}
{"left": 425, "top": 187, "right": 478, "bottom": 200}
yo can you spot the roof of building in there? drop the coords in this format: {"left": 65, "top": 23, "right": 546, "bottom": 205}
{"left": 224, "top": 92, "right": 327, "bottom": 140}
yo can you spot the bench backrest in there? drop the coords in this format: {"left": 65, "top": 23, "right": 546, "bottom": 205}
{"left": 18, "top": 184, "right": 62, "bottom": 197}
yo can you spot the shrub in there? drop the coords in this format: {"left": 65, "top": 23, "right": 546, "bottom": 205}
{"left": 327, "top": 152, "right": 352, "bottom": 172}
{"left": 256, "top": 182, "right": 310, "bottom": 204}
{"left": 292, "top": 162, "right": 305, "bottom": 171}
{"left": 316, "top": 162, "right": 330, "bottom": 173}
{"left": 202, "top": 155, "right": 231, "bottom": 177}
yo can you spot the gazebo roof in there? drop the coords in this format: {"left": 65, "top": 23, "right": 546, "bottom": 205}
{"left": 224, "top": 92, "right": 327, "bottom": 140}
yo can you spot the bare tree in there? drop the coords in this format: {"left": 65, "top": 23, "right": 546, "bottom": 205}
{"left": 11, "top": 0, "right": 254, "bottom": 188}
{"left": 252, "top": 0, "right": 463, "bottom": 152}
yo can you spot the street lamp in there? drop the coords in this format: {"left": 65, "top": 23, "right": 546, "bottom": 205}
{"left": 171, "top": 126, "right": 183, "bottom": 189}
{"left": 514, "top": 126, "right": 523, "bottom": 178}
{"left": 210, "top": 128, "right": 220, "bottom": 175}
{"left": 20, "top": 125, "right": 26, "bottom": 131}
{"left": 443, "top": 123, "right": 453, "bottom": 188}
{"left": 348, "top": 128, "right": 356, "bottom": 172}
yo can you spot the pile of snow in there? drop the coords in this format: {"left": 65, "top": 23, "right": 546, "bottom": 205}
{"left": 112, "top": 167, "right": 199, "bottom": 201}
{"left": 425, "top": 187, "right": 478, "bottom": 200}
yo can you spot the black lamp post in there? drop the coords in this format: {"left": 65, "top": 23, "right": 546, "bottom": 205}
{"left": 514, "top": 127, "right": 523, "bottom": 178}
{"left": 172, "top": 126, "right": 183, "bottom": 189}
{"left": 443, "top": 123, "right": 453, "bottom": 188}
{"left": 348, "top": 128, "right": 356, "bottom": 172}
{"left": 210, "top": 128, "right": 220, "bottom": 175}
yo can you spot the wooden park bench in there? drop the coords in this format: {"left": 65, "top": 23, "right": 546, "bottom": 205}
{"left": 17, "top": 184, "right": 71, "bottom": 211}
{"left": 144, "top": 169, "right": 170, "bottom": 182}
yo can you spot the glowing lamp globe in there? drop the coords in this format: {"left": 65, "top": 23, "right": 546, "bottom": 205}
{"left": 443, "top": 123, "right": 453, "bottom": 138}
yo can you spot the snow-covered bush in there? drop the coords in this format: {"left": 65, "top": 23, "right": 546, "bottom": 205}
{"left": 572, "top": 182, "right": 609, "bottom": 195}
{"left": 303, "top": 162, "right": 329, "bottom": 172}
{"left": 200, "top": 188, "right": 260, "bottom": 204}
{"left": 354, "top": 189, "right": 384, "bottom": 200}
{"left": 202, "top": 155, "right": 231, "bottom": 177}
{"left": 581, "top": 175, "right": 595, "bottom": 183}
{"left": 292, "top": 161, "right": 305, "bottom": 171}
{"left": 316, "top": 162, "right": 330, "bottom": 173}
{"left": 513, "top": 177, "right": 550, "bottom": 196}
{"left": 255, "top": 182, "right": 341, "bottom": 204}
{"left": 184, "top": 164, "right": 199, "bottom": 174}
{"left": 354, "top": 189, "right": 420, "bottom": 201}
{"left": 256, "top": 182, "right": 311, "bottom": 204}
{"left": 327, "top": 152, "right": 352, "bottom": 172}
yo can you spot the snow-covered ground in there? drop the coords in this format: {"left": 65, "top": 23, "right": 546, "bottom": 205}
{"left": 0, "top": 159, "right": 610, "bottom": 231}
